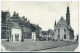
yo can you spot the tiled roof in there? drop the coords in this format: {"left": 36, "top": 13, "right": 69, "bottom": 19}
{"left": 11, "top": 22, "right": 21, "bottom": 29}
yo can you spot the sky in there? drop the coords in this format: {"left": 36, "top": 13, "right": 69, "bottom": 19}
{"left": 2, "top": 1, "right": 78, "bottom": 36}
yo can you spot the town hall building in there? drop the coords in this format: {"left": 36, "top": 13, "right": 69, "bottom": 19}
{"left": 54, "top": 6, "right": 74, "bottom": 41}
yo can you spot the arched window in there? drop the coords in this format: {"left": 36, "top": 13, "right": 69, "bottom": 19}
{"left": 64, "top": 34, "right": 66, "bottom": 39}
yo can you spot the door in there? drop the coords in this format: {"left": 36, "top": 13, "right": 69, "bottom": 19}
{"left": 15, "top": 34, "right": 19, "bottom": 41}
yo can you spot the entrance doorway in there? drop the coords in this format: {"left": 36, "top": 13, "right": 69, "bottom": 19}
{"left": 15, "top": 34, "right": 19, "bottom": 41}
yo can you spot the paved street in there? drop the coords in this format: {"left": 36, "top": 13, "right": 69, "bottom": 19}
{"left": 39, "top": 43, "right": 78, "bottom": 51}
{"left": 1, "top": 40, "right": 78, "bottom": 51}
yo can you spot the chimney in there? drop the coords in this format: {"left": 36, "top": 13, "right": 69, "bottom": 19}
{"left": 25, "top": 18, "right": 27, "bottom": 21}
{"left": 6, "top": 10, "right": 8, "bottom": 12}
{"left": 13, "top": 11, "right": 16, "bottom": 16}
{"left": 17, "top": 13, "right": 19, "bottom": 16}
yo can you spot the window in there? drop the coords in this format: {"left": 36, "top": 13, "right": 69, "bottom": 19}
{"left": 64, "top": 34, "right": 66, "bottom": 39}
{"left": 58, "top": 29, "right": 60, "bottom": 32}
{"left": 64, "top": 28, "right": 66, "bottom": 32}
{"left": 55, "top": 29, "right": 56, "bottom": 32}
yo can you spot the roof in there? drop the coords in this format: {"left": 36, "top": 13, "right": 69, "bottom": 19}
{"left": 42, "top": 31, "right": 48, "bottom": 35}
{"left": 11, "top": 12, "right": 19, "bottom": 19}
{"left": 56, "top": 17, "right": 67, "bottom": 27}
{"left": 11, "top": 22, "right": 21, "bottom": 29}
{"left": 30, "top": 24, "right": 41, "bottom": 32}
{"left": 19, "top": 17, "right": 25, "bottom": 21}
{"left": 56, "top": 16, "right": 74, "bottom": 31}
{"left": 68, "top": 25, "right": 74, "bottom": 31}
{"left": 48, "top": 29, "right": 54, "bottom": 35}
{"left": 11, "top": 15, "right": 19, "bottom": 19}
{"left": 30, "top": 24, "right": 37, "bottom": 32}
{"left": 11, "top": 12, "right": 27, "bottom": 23}
{"left": 23, "top": 26, "right": 31, "bottom": 33}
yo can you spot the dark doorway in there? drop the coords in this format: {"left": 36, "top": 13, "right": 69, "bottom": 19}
{"left": 15, "top": 34, "right": 19, "bottom": 41}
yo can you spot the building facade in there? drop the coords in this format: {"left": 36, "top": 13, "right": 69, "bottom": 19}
{"left": 1, "top": 11, "right": 42, "bottom": 42}
{"left": 1, "top": 11, "right": 11, "bottom": 40}
{"left": 11, "top": 22, "right": 22, "bottom": 42}
{"left": 54, "top": 6, "right": 74, "bottom": 41}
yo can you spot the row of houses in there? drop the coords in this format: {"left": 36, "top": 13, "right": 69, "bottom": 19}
{"left": 1, "top": 11, "right": 42, "bottom": 42}
{"left": 1, "top": 6, "right": 74, "bottom": 42}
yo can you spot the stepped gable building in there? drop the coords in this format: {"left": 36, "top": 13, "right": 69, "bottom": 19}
{"left": 1, "top": 11, "right": 11, "bottom": 39}
{"left": 54, "top": 6, "right": 74, "bottom": 41}
{"left": 1, "top": 11, "right": 42, "bottom": 42}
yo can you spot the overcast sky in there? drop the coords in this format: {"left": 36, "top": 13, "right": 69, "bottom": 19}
{"left": 2, "top": 1, "right": 78, "bottom": 36}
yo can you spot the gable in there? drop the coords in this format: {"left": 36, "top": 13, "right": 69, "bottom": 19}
{"left": 2, "top": 11, "right": 10, "bottom": 21}
{"left": 56, "top": 17, "right": 67, "bottom": 27}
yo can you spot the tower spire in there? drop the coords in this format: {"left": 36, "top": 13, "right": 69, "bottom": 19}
{"left": 66, "top": 6, "right": 70, "bottom": 25}
{"left": 55, "top": 19, "right": 56, "bottom": 26}
{"left": 67, "top": 6, "right": 70, "bottom": 15}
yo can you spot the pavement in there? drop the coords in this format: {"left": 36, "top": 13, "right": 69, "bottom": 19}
{"left": 39, "top": 43, "right": 78, "bottom": 51}
{"left": 1, "top": 41, "right": 78, "bottom": 51}
{"left": 2, "top": 43, "right": 78, "bottom": 52}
